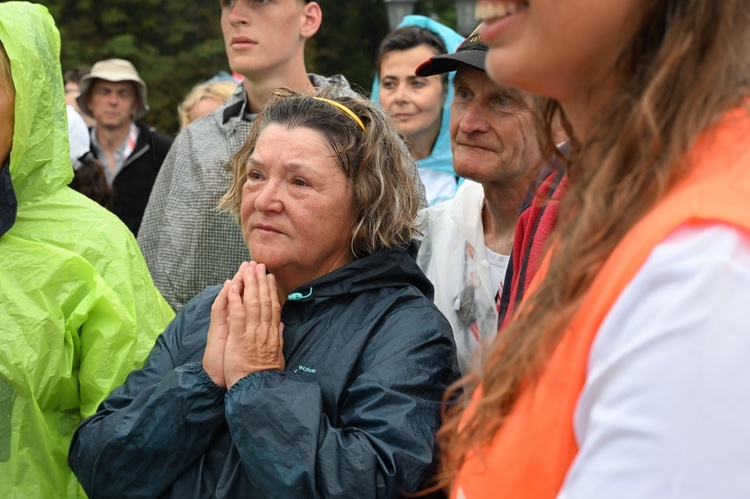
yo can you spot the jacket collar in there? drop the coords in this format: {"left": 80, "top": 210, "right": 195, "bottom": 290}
{"left": 222, "top": 99, "right": 246, "bottom": 125}
{"left": 0, "top": 160, "right": 18, "bottom": 237}
{"left": 286, "top": 241, "right": 432, "bottom": 302}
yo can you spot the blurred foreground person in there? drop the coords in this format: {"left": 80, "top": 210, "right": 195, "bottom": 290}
{"left": 69, "top": 89, "right": 459, "bottom": 498}
{"left": 0, "top": 2, "right": 173, "bottom": 497}
{"left": 438, "top": 1, "right": 750, "bottom": 498}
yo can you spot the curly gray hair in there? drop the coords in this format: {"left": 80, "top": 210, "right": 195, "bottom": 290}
{"left": 221, "top": 87, "right": 422, "bottom": 258}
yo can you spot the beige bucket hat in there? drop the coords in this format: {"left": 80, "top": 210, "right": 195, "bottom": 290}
{"left": 77, "top": 58, "right": 150, "bottom": 120}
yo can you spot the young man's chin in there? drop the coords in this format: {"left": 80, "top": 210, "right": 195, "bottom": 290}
{"left": 230, "top": 63, "right": 264, "bottom": 81}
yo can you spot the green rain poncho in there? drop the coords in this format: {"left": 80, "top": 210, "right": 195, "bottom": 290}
{"left": 0, "top": 3, "right": 174, "bottom": 497}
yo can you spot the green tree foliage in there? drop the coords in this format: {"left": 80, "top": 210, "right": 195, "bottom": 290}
{"left": 33, "top": 0, "right": 464, "bottom": 135}
{"left": 35, "top": 0, "right": 226, "bottom": 135}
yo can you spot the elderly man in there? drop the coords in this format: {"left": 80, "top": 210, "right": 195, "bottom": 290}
{"left": 415, "top": 30, "right": 543, "bottom": 376}
{"left": 137, "top": 0, "right": 361, "bottom": 311}
{"left": 77, "top": 58, "right": 173, "bottom": 235}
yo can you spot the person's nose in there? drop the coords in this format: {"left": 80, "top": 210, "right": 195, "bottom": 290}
{"left": 253, "top": 179, "right": 284, "bottom": 213}
{"left": 227, "top": 2, "right": 250, "bottom": 26}
{"left": 393, "top": 84, "right": 409, "bottom": 105}
{"left": 107, "top": 92, "right": 119, "bottom": 106}
{"left": 458, "top": 101, "right": 490, "bottom": 135}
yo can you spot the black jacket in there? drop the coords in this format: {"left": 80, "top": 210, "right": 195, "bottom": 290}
{"left": 94, "top": 122, "right": 173, "bottom": 235}
{"left": 69, "top": 244, "right": 460, "bottom": 498}
{"left": 0, "top": 161, "right": 16, "bottom": 237}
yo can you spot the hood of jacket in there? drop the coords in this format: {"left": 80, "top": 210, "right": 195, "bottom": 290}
{"left": 286, "top": 241, "right": 433, "bottom": 304}
{"left": 0, "top": 2, "right": 72, "bottom": 219}
{"left": 371, "top": 15, "right": 464, "bottom": 178}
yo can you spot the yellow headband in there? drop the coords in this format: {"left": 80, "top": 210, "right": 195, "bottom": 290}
{"left": 313, "top": 97, "right": 366, "bottom": 133}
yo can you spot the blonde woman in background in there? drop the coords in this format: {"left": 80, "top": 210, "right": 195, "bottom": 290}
{"left": 178, "top": 80, "right": 238, "bottom": 129}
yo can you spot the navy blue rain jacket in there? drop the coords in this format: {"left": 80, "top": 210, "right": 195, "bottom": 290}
{"left": 69, "top": 244, "right": 459, "bottom": 498}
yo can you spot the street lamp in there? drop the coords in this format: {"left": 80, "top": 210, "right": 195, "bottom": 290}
{"left": 383, "top": 0, "right": 417, "bottom": 31}
{"left": 455, "top": 0, "right": 478, "bottom": 36}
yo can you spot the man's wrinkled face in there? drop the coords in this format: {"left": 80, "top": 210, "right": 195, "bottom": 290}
{"left": 449, "top": 64, "right": 540, "bottom": 185}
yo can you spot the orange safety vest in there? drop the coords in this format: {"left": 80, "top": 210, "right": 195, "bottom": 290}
{"left": 453, "top": 106, "right": 750, "bottom": 499}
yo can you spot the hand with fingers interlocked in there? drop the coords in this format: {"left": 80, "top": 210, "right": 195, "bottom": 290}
{"left": 204, "top": 261, "right": 285, "bottom": 389}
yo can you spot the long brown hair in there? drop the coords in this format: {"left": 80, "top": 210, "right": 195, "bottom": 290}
{"left": 434, "top": 0, "right": 750, "bottom": 491}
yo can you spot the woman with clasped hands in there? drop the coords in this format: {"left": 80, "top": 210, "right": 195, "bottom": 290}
{"left": 69, "top": 88, "right": 460, "bottom": 498}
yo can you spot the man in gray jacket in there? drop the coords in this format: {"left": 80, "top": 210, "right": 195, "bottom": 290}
{"left": 138, "top": 0, "right": 358, "bottom": 310}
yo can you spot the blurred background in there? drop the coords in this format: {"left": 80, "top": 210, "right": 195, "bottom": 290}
{"left": 34, "top": 0, "right": 478, "bottom": 134}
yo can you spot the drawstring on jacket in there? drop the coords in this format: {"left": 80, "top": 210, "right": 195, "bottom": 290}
{"left": 288, "top": 288, "right": 313, "bottom": 301}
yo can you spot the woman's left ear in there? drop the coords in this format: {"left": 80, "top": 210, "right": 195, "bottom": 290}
{"left": 300, "top": 1, "right": 322, "bottom": 39}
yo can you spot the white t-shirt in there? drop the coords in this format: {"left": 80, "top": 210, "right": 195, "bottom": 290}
{"left": 486, "top": 247, "right": 507, "bottom": 299}
{"left": 559, "top": 223, "right": 750, "bottom": 499}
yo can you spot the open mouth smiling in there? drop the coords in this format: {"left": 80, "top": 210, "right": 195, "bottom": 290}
{"left": 475, "top": 1, "right": 529, "bottom": 22}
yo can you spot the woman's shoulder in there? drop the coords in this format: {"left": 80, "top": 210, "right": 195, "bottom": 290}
{"left": 596, "top": 223, "right": 750, "bottom": 357}
{"left": 352, "top": 283, "right": 458, "bottom": 376}
{"left": 320, "top": 249, "right": 446, "bottom": 326}
{"left": 360, "top": 278, "right": 452, "bottom": 343}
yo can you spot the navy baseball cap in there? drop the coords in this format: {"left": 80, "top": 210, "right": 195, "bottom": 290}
{"left": 415, "top": 27, "right": 487, "bottom": 76}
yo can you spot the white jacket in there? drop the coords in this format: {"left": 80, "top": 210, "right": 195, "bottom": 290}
{"left": 416, "top": 180, "right": 508, "bottom": 375}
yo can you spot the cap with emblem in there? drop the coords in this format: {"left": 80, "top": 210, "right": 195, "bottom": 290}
{"left": 415, "top": 27, "right": 488, "bottom": 76}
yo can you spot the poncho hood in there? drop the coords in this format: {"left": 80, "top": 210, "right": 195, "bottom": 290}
{"left": 0, "top": 2, "right": 72, "bottom": 215}
{"left": 0, "top": 6, "right": 174, "bottom": 496}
